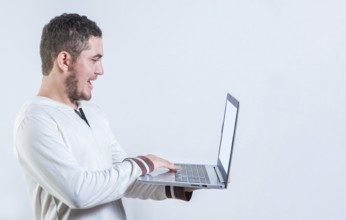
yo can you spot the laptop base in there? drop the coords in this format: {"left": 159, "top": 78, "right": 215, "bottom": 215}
{"left": 137, "top": 164, "right": 225, "bottom": 189}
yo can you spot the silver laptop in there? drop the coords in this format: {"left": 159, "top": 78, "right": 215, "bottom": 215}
{"left": 138, "top": 93, "right": 239, "bottom": 189}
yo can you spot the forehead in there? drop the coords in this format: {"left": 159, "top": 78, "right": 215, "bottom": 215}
{"left": 80, "top": 37, "right": 103, "bottom": 57}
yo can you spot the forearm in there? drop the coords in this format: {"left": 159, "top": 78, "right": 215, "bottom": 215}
{"left": 124, "top": 179, "right": 193, "bottom": 201}
{"left": 124, "top": 156, "right": 193, "bottom": 201}
{"left": 18, "top": 152, "right": 145, "bottom": 209}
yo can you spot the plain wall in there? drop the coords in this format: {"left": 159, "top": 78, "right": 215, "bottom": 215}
{"left": 1, "top": 0, "right": 346, "bottom": 219}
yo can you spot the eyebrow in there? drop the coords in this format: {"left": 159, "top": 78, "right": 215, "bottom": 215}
{"left": 92, "top": 54, "right": 103, "bottom": 59}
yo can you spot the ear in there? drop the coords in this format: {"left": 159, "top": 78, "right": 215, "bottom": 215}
{"left": 56, "top": 51, "right": 72, "bottom": 73}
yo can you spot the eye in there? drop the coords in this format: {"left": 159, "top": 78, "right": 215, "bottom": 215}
{"left": 91, "top": 55, "right": 103, "bottom": 63}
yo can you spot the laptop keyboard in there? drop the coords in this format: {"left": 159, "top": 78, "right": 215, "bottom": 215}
{"left": 175, "top": 164, "right": 210, "bottom": 184}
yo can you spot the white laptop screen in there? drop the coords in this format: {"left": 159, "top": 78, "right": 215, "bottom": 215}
{"left": 219, "top": 101, "right": 237, "bottom": 168}
{"left": 217, "top": 94, "right": 239, "bottom": 187}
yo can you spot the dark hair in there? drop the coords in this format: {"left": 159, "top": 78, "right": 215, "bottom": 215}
{"left": 40, "top": 13, "right": 102, "bottom": 75}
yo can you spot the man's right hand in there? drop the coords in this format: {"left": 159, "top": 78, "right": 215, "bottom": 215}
{"left": 145, "top": 154, "right": 180, "bottom": 172}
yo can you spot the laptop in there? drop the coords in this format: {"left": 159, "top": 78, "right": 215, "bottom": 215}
{"left": 137, "top": 93, "right": 239, "bottom": 189}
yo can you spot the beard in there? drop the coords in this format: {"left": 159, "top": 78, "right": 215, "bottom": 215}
{"left": 64, "top": 71, "right": 92, "bottom": 104}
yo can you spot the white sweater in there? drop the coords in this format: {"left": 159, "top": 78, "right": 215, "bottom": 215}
{"left": 13, "top": 96, "right": 189, "bottom": 220}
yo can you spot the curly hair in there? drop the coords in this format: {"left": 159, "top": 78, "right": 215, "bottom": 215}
{"left": 40, "top": 13, "right": 102, "bottom": 75}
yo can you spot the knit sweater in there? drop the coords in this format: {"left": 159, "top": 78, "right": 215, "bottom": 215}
{"left": 13, "top": 96, "right": 190, "bottom": 220}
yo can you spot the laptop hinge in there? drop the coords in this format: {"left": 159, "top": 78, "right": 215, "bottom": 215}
{"left": 214, "top": 166, "right": 225, "bottom": 183}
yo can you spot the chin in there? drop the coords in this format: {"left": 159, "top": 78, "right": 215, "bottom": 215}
{"left": 81, "top": 93, "right": 92, "bottom": 101}
{"left": 84, "top": 96, "right": 92, "bottom": 101}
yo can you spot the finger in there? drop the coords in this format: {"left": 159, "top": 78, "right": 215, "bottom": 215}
{"left": 170, "top": 164, "right": 181, "bottom": 172}
{"left": 165, "top": 162, "right": 180, "bottom": 172}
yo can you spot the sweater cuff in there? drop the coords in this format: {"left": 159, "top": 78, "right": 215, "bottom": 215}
{"left": 125, "top": 156, "right": 155, "bottom": 176}
{"left": 165, "top": 186, "right": 193, "bottom": 201}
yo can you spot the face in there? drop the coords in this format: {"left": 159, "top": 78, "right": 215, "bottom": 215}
{"left": 65, "top": 37, "right": 104, "bottom": 104}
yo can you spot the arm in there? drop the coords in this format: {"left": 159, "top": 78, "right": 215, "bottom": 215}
{"left": 124, "top": 181, "right": 193, "bottom": 201}
{"left": 94, "top": 111, "right": 193, "bottom": 202}
{"left": 14, "top": 115, "right": 149, "bottom": 209}
{"left": 124, "top": 154, "right": 193, "bottom": 201}
{"left": 110, "top": 141, "right": 192, "bottom": 201}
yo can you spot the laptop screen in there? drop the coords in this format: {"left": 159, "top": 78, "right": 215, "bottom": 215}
{"left": 217, "top": 93, "right": 239, "bottom": 188}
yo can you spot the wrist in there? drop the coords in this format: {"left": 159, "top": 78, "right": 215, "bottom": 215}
{"left": 124, "top": 156, "right": 154, "bottom": 176}
{"left": 165, "top": 186, "right": 193, "bottom": 201}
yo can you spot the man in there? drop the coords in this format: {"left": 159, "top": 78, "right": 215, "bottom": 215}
{"left": 13, "top": 13, "right": 192, "bottom": 220}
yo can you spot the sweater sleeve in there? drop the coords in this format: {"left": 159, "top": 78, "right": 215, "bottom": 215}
{"left": 108, "top": 139, "right": 192, "bottom": 201}
{"left": 107, "top": 128, "right": 193, "bottom": 201}
{"left": 124, "top": 180, "right": 193, "bottom": 201}
{"left": 14, "top": 114, "right": 151, "bottom": 209}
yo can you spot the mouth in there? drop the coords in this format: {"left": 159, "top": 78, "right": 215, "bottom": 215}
{"left": 87, "top": 80, "right": 94, "bottom": 89}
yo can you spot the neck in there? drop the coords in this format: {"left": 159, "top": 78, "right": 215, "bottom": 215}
{"left": 38, "top": 75, "right": 78, "bottom": 109}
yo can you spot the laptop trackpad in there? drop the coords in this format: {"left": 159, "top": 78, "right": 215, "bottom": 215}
{"left": 138, "top": 168, "right": 176, "bottom": 183}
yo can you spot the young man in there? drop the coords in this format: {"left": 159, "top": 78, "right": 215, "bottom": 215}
{"left": 13, "top": 13, "right": 192, "bottom": 220}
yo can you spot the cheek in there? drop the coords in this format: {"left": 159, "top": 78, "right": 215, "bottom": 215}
{"left": 73, "top": 65, "right": 91, "bottom": 82}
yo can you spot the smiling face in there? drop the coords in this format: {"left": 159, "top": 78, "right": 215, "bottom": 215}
{"left": 64, "top": 37, "right": 104, "bottom": 104}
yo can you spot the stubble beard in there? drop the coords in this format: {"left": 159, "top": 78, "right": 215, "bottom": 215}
{"left": 64, "top": 71, "right": 91, "bottom": 104}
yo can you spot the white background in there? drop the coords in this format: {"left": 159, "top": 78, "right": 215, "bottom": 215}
{"left": 1, "top": 0, "right": 346, "bottom": 219}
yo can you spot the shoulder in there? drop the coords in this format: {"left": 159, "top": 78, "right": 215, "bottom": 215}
{"left": 14, "top": 97, "right": 59, "bottom": 130}
{"left": 16, "top": 96, "right": 67, "bottom": 120}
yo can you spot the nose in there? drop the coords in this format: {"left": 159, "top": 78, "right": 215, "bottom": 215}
{"left": 95, "top": 61, "right": 104, "bottom": 76}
